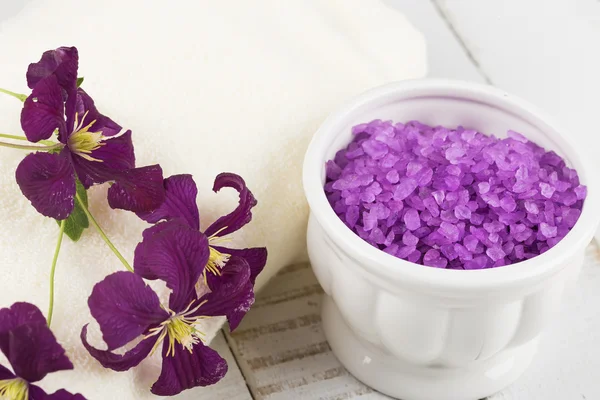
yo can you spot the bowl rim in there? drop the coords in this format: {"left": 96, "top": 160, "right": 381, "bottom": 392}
{"left": 302, "top": 79, "right": 600, "bottom": 292}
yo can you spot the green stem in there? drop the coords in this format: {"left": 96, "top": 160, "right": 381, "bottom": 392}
{"left": 0, "top": 140, "right": 63, "bottom": 152}
{"left": 0, "top": 133, "right": 55, "bottom": 146}
{"left": 0, "top": 88, "right": 27, "bottom": 102}
{"left": 48, "top": 220, "right": 66, "bottom": 327}
{"left": 75, "top": 192, "right": 134, "bottom": 272}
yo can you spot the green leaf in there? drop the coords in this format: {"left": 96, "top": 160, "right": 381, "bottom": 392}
{"left": 56, "top": 180, "right": 89, "bottom": 241}
{"left": 76, "top": 77, "right": 84, "bottom": 87}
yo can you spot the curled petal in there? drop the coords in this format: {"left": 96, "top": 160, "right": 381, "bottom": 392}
{"left": 197, "top": 257, "right": 254, "bottom": 331}
{"left": 21, "top": 75, "right": 66, "bottom": 142}
{"left": 29, "top": 385, "right": 87, "bottom": 400}
{"left": 81, "top": 325, "right": 154, "bottom": 372}
{"left": 87, "top": 271, "right": 167, "bottom": 350}
{"left": 71, "top": 131, "right": 135, "bottom": 188}
{"left": 151, "top": 340, "right": 228, "bottom": 396}
{"left": 134, "top": 221, "right": 209, "bottom": 311}
{"left": 107, "top": 164, "right": 166, "bottom": 213}
{"left": 137, "top": 174, "right": 200, "bottom": 230}
{"left": 204, "top": 173, "right": 257, "bottom": 238}
{"left": 26, "top": 46, "right": 78, "bottom": 94}
{"left": 213, "top": 246, "right": 267, "bottom": 284}
{"left": 3, "top": 323, "right": 73, "bottom": 382}
{"left": 15, "top": 151, "right": 76, "bottom": 220}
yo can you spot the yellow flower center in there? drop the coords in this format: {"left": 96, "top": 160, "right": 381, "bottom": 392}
{"left": 206, "top": 245, "right": 229, "bottom": 277}
{"left": 68, "top": 111, "right": 105, "bottom": 162}
{"left": 202, "top": 227, "right": 233, "bottom": 284}
{"left": 0, "top": 377, "right": 28, "bottom": 400}
{"left": 146, "top": 301, "right": 207, "bottom": 357}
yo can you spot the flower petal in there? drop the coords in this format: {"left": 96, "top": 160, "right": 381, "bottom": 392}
{"left": 29, "top": 385, "right": 87, "bottom": 400}
{"left": 197, "top": 257, "right": 254, "bottom": 331}
{"left": 21, "top": 75, "right": 66, "bottom": 142}
{"left": 107, "top": 164, "right": 166, "bottom": 213}
{"left": 74, "top": 89, "right": 122, "bottom": 137}
{"left": 0, "top": 302, "right": 47, "bottom": 367}
{"left": 27, "top": 46, "right": 78, "bottom": 94}
{"left": 0, "top": 302, "right": 46, "bottom": 332}
{"left": 213, "top": 246, "right": 267, "bottom": 284}
{"left": 80, "top": 325, "right": 154, "bottom": 372}
{"left": 136, "top": 174, "right": 200, "bottom": 230}
{"left": 87, "top": 271, "right": 168, "bottom": 350}
{"left": 0, "top": 364, "right": 15, "bottom": 379}
{"left": 71, "top": 131, "right": 135, "bottom": 188}
{"left": 204, "top": 173, "right": 257, "bottom": 238}
{"left": 151, "top": 340, "right": 228, "bottom": 396}
{"left": 2, "top": 323, "right": 73, "bottom": 382}
{"left": 134, "top": 221, "right": 209, "bottom": 311}
{"left": 15, "top": 151, "right": 76, "bottom": 220}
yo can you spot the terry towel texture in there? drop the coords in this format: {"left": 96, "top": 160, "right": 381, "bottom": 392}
{"left": 0, "top": 0, "right": 426, "bottom": 398}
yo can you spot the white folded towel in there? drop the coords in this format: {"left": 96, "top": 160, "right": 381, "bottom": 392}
{"left": 0, "top": 0, "right": 426, "bottom": 398}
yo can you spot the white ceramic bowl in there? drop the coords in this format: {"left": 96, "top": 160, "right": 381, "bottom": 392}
{"left": 302, "top": 80, "right": 600, "bottom": 400}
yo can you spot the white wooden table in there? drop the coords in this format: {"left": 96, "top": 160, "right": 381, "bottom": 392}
{"left": 196, "top": 1, "right": 600, "bottom": 399}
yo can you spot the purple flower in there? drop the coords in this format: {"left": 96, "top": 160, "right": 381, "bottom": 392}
{"left": 0, "top": 302, "right": 86, "bottom": 399}
{"left": 137, "top": 173, "right": 267, "bottom": 288}
{"left": 81, "top": 221, "right": 254, "bottom": 396}
{"left": 15, "top": 47, "right": 165, "bottom": 219}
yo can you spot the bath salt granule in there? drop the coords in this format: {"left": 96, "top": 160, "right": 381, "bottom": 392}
{"left": 324, "top": 120, "right": 586, "bottom": 269}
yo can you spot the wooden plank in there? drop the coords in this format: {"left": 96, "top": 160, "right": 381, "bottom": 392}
{"left": 433, "top": 0, "right": 600, "bottom": 168}
{"left": 384, "top": 0, "right": 487, "bottom": 83}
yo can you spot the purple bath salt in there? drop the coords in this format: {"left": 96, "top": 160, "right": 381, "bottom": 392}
{"left": 324, "top": 120, "right": 586, "bottom": 270}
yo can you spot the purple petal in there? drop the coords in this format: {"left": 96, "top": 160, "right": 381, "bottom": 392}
{"left": 27, "top": 47, "right": 78, "bottom": 93}
{"left": 2, "top": 323, "right": 72, "bottom": 382}
{"left": 29, "top": 386, "right": 87, "bottom": 400}
{"left": 0, "top": 364, "right": 15, "bottom": 379}
{"left": 196, "top": 257, "right": 254, "bottom": 331}
{"left": 87, "top": 271, "right": 168, "bottom": 350}
{"left": 0, "top": 302, "right": 47, "bottom": 364}
{"left": 139, "top": 218, "right": 190, "bottom": 241}
{"left": 71, "top": 131, "right": 135, "bottom": 188}
{"left": 107, "top": 164, "right": 166, "bottom": 213}
{"left": 204, "top": 173, "right": 257, "bottom": 238}
{"left": 63, "top": 89, "right": 78, "bottom": 143}
{"left": 212, "top": 246, "right": 267, "bottom": 284}
{"left": 15, "top": 151, "right": 76, "bottom": 219}
{"left": 151, "top": 340, "right": 228, "bottom": 396}
{"left": 80, "top": 325, "right": 155, "bottom": 372}
{"left": 136, "top": 174, "right": 200, "bottom": 230}
{"left": 134, "top": 221, "right": 209, "bottom": 312}
{"left": 21, "top": 75, "right": 66, "bottom": 142}
{"left": 74, "top": 89, "right": 122, "bottom": 137}
{"left": 0, "top": 302, "right": 47, "bottom": 333}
